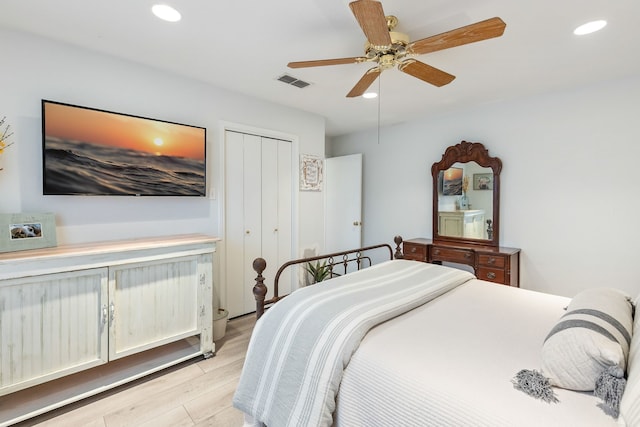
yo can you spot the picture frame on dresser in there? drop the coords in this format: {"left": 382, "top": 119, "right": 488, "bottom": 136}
{"left": 0, "top": 212, "right": 57, "bottom": 253}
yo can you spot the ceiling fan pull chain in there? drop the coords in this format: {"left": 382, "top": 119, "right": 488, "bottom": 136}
{"left": 377, "top": 75, "right": 381, "bottom": 145}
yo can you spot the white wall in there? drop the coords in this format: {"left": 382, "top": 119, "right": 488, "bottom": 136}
{"left": 0, "top": 29, "right": 326, "bottom": 303}
{"left": 328, "top": 75, "right": 640, "bottom": 298}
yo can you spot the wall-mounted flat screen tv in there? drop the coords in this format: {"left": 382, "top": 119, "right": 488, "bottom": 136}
{"left": 42, "top": 100, "right": 206, "bottom": 196}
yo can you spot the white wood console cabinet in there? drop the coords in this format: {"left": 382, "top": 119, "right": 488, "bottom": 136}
{"left": 0, "top": 234, "right": 218, "bottom": 426}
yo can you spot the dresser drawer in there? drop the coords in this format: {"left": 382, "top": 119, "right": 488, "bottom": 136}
{"left": 403, "top": 242, "right": 427, "bottom": 261}
{"left": 477, "top": 254, "right": 506, "bottom": 268}
{"left": 477, "top": 267, "right": 506, "bottom": 284}
{"left": 430, "top": 246, "right": 474, "bottom": 265}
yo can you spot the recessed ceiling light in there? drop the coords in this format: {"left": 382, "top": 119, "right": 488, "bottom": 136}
{"left": 152, "top": 4, "right": 181, "bottom": 22}
{"left": 362, "top": 92, "right": 378, "bottom": 99}
{"left": 574, "top": 20, "right": 607, "bottom": 35}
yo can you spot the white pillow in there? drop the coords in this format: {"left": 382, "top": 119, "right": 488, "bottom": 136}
{"left": 619, "top": 293, "right": 640, "bottom": 424}
{"left": 541, "top": 288, "right": 633, "bottom": 391}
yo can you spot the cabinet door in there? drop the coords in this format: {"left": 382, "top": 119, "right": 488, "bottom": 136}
{"left": 439, "top": 214, "right": 463, "bottom": 237}
{"left": 0, "top": 268, "right": 108, "bottom": 396}
{"left": 109, "top": 257, "right": 200, "bottom": 360}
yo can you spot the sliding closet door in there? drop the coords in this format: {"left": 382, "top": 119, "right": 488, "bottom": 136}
{"left": 225, "top": 131, "right": 292, "bottom": 318}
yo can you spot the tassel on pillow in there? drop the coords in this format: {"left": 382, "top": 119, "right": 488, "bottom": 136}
{"left": 512, "top": 369, "right": 559, "bottom": 403}
{"left": 594, "top": 366, "right": 627, "bottom": 417}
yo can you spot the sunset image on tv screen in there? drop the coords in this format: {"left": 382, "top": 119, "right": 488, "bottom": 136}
{"left": 42, "top": 100, "right": 206, "bottom": 196}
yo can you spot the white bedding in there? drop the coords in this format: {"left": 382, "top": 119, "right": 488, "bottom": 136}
{"left": 234, "top": 260, "right": 474, "bottom": 427}
{"left": 334, "top": 279, "right": 622, "bottom": 426}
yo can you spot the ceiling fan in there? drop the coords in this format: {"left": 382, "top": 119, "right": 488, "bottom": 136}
{"left": 287, "top": 0, "right": 506, "bottom": 98}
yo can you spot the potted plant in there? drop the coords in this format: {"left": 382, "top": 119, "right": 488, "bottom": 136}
{"left": 213, "top": 307, "right": 228, "bottom": 341}
{"left": 305, "top": 260, "right": 331, "bottom": 284}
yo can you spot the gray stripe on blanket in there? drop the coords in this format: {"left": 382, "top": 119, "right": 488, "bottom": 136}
{"left": 563, "top": 308, "right": 631, "bottom": 346}
{"left": 544, "top": 319, "right": 618, "bottom": 345}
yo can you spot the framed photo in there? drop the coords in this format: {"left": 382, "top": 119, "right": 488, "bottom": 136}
{"left": 0, "top": 213, "right": 57, "bottom": 253}
{"left": 473, "top": 173, "right": 493, "bottom": 190}
{"left": 442, "top": 167, "right": 463, "bottom": 196}
{"left": 300, "top": 154, "right": 323, "bottom": 191}
{"left": 42, "top": 100, "right": 206, "bottom": 196}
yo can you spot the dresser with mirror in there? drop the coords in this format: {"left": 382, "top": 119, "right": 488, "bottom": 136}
{"left": 403, "top": 141, "right": 520, "bottom": 286}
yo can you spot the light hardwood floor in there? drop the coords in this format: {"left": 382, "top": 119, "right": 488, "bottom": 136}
{"left": 16, "top": 314, "right": 256, "bottom": 427}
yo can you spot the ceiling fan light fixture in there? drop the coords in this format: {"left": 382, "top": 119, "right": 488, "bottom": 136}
{"left": 573, "top": 20, "right": 607, "bottom": 35}
{"left": 288, "top": 1, "right": 507, "bottom": 97}
{"left": 152, "top": 4, "right": 182, "bottom": 22}
{"left": 362, "top": 92, "right": 378, "bottom": 99}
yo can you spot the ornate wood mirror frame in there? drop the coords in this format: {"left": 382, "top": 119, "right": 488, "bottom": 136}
{"left": 432, "top": 141, "right": 502, "bottom": 247}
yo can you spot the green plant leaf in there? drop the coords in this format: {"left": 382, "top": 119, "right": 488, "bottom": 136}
{"left": 305, "top": 260, "right": 330, "bottom": 283}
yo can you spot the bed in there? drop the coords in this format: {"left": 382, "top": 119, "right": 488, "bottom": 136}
{"left": 233, "top": 240, "right": 640, "bottom": 427}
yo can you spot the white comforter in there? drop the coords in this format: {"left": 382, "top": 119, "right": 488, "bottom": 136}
{"left": 236, "top": 261, "right": 623, "bottom": 427}
{"left": 335, "top": 279, "right": 622, "bottom": 426}
{"left": 233, "top": 260, "right": 474, "bottom": 427}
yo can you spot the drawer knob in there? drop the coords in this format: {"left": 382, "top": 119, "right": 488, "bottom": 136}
{"left": 488, "top": 257, "right": 495, "bottom": 264}
{"left": 486, "top": 272, "right": 496, "bottom": 280}
{"left": 434, "top": 249, "right": 440, "bottom": 255}
{"left": 464, "top": 252, "right": 472, "bottom": 259}
{"left": 411, "top": 247, "right": 417, "bottom": 253}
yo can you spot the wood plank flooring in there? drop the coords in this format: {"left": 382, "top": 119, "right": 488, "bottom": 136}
{"left": 16, "top": 314, "right": 256, "bottom": 427}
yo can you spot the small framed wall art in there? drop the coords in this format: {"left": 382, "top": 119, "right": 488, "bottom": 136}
{"left": 300, "top": 154, "right": 323, "bottom": 191}
{"left": 473, "top": 173, "right": 493, "bottom": 190}
{"left": 442, "top": 167, "right": 463, "bottom": 196}
{"left": 0, "top": 212, "right": 57, "bottom": 253}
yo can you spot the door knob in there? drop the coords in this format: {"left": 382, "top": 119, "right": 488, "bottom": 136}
{"left": 353, "top": 221, "right": 362, "bottom": 226}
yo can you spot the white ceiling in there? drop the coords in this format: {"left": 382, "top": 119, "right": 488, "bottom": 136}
{"left": 2, "top": 0, "right": 639, "bottom": 137}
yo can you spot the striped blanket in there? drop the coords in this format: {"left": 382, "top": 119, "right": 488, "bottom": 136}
{"left": 232, "top": 259, "right": 474, "bottom": 427}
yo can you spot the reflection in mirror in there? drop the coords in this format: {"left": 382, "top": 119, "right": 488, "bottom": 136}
{"left": 437, "top": 162, "right": 493, "bottom": 239}
{"left": 432, "top": 141, "right": 502, "bottom": 248}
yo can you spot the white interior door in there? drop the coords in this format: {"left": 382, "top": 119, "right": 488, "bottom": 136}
{"left": 261, "top": 138, "right": 293, "bottom": 300}
{"left": 224, "top": 131, "right": 293, "bottom": 318}
{"left": 242, "top": 135, "right": 262, "bottom": 315}
{"left": 224, "top": 131, "right": 245, "bottom": 318}
{"left": 324, "top": 153, "right": 362, "bottom": 253}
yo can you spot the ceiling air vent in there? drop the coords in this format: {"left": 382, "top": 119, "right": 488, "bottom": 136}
{"left": 277, "top": 74, "right": 311, "bottom": 89}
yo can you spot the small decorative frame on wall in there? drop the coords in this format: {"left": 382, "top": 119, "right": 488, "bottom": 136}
{"left": 0, "top": 212, "right": 57, "bottom": 253}
{"left": 473, "top": 173, "right": 493, "bottom": 190}
{"left": 442, "top": 167, "right": 463, "bottom": 196}
{"left": 300, "top": 154, "right": 323, "bottom": 191}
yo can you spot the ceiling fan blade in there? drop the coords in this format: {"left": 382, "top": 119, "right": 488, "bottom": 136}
{"left": 398, "top": 59, "right": 455, "bottom": 87}
{"left": 288, "top": 57, "right": 366, "bottom": 68}
{"left": 346, "top": 67, "right": 382, "bottom": 98}
{"left": 408, "top": 17, "right": 506, "bottom": 55}
{"left": 349, "top": 0, "right": 392, "bottom": 47}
